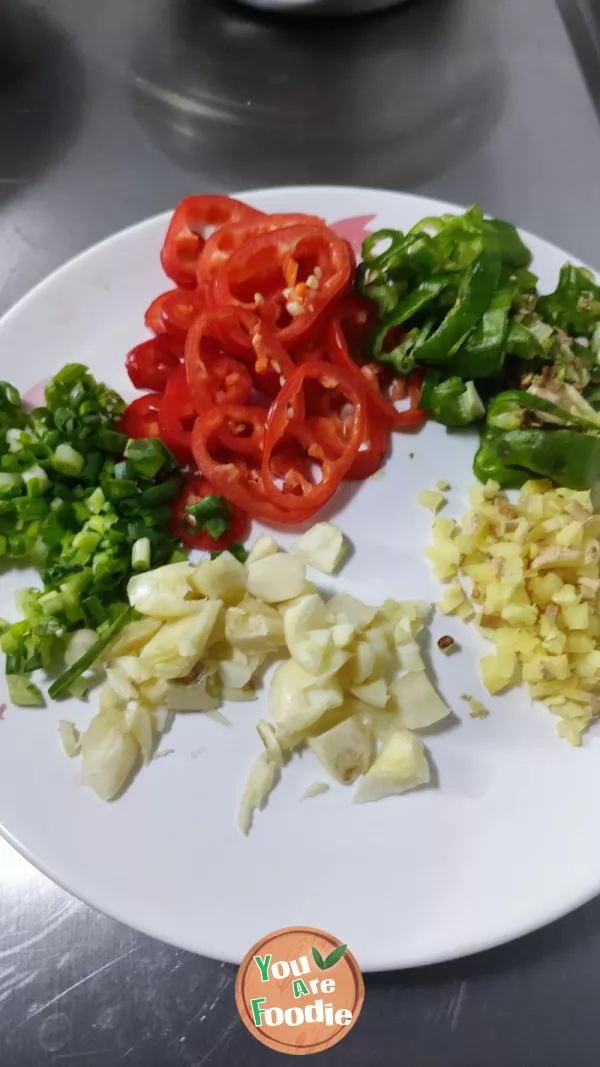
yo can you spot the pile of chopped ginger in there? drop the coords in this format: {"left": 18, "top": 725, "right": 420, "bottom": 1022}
{"left": 426, "top": 478, "right": 600, "bottom": 745}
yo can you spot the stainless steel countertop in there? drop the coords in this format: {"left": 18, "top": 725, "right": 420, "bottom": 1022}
{"left": 2, "top": 0, "right": 600, "bottom": 1063}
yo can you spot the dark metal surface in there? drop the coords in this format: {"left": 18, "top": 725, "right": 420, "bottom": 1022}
{"left": 2, "top": 0, "right": 600, "bottom": 1063}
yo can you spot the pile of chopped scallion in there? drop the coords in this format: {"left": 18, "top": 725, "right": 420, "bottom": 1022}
{"left": 0, "top": 364, "right": 185, "bottom": 707}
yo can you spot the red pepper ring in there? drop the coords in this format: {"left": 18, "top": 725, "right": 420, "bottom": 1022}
{"left": 185, "top": 309, "right": 254, "bottom": 414}
{"left": 160, "top": 287, "right": 206, "bottom": 338}
{"left": 145, "top": 290, "right": 175, "bottom": 335}
{"left": 261, "top": 361, "right": 368, "bottom": 514}
{"left": 211, "top": 224, "right": 354, "bottom": 349}
{"left": 249, "top": 325, "right": 300, "bottom": 404}
{"left": 305, "top": 411, "right": 389, "bottom": 481}
{"left": 160, "top": 195, "right": 263, "bottom": 288}
{"left": 191, "top": 406, "right": 304, "bottom": 526}
{"left": 197, "top": 212, "right": 324, "bottom": 290}
{"left": 347, "top": 415, "right": 389, "bottom": 480}
{"left": 214, "top": 407, "right": 266, "bottom": 457}
{"left": 157, "top": 364, "right": 196, "bottom": 463}
{"left": 327, "top": 319, "right": 426, "bottom": 432}
{"left": 125, "top": 336, "right": 181, "bottom": 393}
{"left": 120, "top": 393, "right": 162, "bottom": 439}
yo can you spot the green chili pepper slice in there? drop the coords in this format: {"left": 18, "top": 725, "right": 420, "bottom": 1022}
{"left": 450, "top": 286, "right": 514, "bottom": 379}
{"left": 369, "top": 275, "right": 453, "bottom": 363}
{"left": 411, "top": 248, "right": 502, "bottom": 365}
{"left": 474, "top": 428, "right": 600, "bottom": 490}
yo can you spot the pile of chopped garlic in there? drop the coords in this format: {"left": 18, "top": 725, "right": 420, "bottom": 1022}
{"left": 426, "top": 478, "right": 600, "bottom": 745}
{"left": 61, "top": 521, "right": 451, "bottom": 830}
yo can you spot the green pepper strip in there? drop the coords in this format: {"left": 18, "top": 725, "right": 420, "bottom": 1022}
{"left": 480, "top": 219, "right": 532, "bottom": 269}
{"left": 355, "top": 262, "right": 407, "bottom": 316}
{"left": 411, "top": 249, "right": 501, "bottom": 365}
{"left": 450, "top": 286, "right": 514, "bottom": 379}
{"left": 361, "top": 229, "right": 405, "bottom": 266}
{"left": 378, "top": 233, "right": 439, "bottom": 280}
{"left": 486, "top": 389, "right": 600, "bottom": 434}
{"left": 537, "top": 263, "right": 600, "bottom": 339}
{"left": 422, "top": 377, "right": 485, "bottom": 428}
{"left": 380, "top": 318, "right": 436, "bottom": 375}
{"left": 474, "top": 429, "right": 600, "bottom": 490}
{"left": 369, "top": 275, "right": 453, "bottom": 361}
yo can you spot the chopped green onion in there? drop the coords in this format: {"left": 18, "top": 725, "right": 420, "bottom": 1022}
{"left": 136, "top": 480, "right": 181, "bottom": 508}
{"left": 124, "top": 438, "right": 174, "bottom": 479}
{"left": 131, "top": 537, "right": 151, "bottom": 572}
{"left": 7, "top": 674, "right": 45, "bottom": 707}
{"left": 48, "top": 605, "right": 136, "bottom": 699}
{"left": 204, "top": 517, "right": 228, "bottom": 540}
{"left": 22, "top": 464, "right": 49, "bottom": 497}
{"left": 0, "top": 472, "right": 22, "bottom": 499}
{"left": 86, "top": 487, "right": 106, "bottom": 514}
{"left": 186, "top": 495, "right": 230, "bottom": 541}
{"left": 81, "top": 595, "right": 106, "bottom": 627}
{"left": 39, "top": 590, "right": 65, "bottom": 616}
{"left": 6, "top": 428, "right": 27, "bottom": 452}
{"left": 52, "top": 443, "right": 84, "bottom": 476}
{"left": 14, "top": 497, "right": 49, "bottom": 521}
{"left": 0, "top": 367, "right": 187, "bottom": 699}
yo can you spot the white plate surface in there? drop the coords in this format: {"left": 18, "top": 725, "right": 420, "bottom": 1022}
{"left": 1, "top": 186, "right": 598, "bottom": 972}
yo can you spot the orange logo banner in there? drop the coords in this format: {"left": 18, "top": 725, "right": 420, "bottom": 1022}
{"left": 235, "top": 926, "right": 364, "bottom": 1055}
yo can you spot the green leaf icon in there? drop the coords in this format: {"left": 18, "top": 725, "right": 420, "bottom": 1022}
{"left": 311, "top": 946, "right": 326, "bottom": 970}
{"left": 322, "top": 944, "right": 348, "bottom": 970}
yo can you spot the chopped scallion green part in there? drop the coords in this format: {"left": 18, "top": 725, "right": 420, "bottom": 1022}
{"left": 186, "top": 495, "right": 230, "bottom": 542}
{"left": 39, "top": 590, "right": 65, "bottom": 616}
{"left": 124, "top": 437, "right": 175, "bottom": 479}
{"left": 52, "top": 443, "right": 84, "bottom": 476}
{"left": 131, "top": 537, "right": 151, "bottom": 572}
{"left": 0, "top": 472, "right": 22, "bottom": 499}
{"left": 49, "top": 605, "right": 136, "bottom": 699}
{"left": 7, "top": 674, "right": 45, "bottom": 707}
{"left": 22, "top": 464, "right": 49, "bottom": 497}
{"left": 0, "top": 366, "right": 188, "bottom": 699}
{"left": 86, "top": 487, "right": 106, "bottom": 514}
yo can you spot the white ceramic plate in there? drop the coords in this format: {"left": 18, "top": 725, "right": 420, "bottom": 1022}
{"left": 1, "top": 186, "right": 599, "bottom": 972}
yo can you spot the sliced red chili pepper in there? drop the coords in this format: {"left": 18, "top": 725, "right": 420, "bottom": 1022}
{"left": 145, "top": 291, "right": 173, "bottom": 335}
{"left": 214, "top": 406, "right": 266, "bottom": 457}
{"left": 157, "top": 364, "right": 196, "bottom": 463}
{"left": 160, "top": 195, "right": 263, "bottom": 288}
{"left": 185, "top": 310, "right": 254, "bottom": 414}
{"left": 404, "top": 368, "right": 427, "bottom": 430}
{"left": 363, "top": 362, "right": 426, "bottom": 432}
{"left": 327, "top": 319, "right": 426, "bottom": 432}
{"left": 346, "top": 415, "right": 388, "bottom": 479}
{"left": 250, "top": 322, "right": 298, "bottom": 402}
{"left": 125, "top": 336, "right": 181, "bottom": 393}
{"left": 262, "top": 361, "right": 367, "bottom": 515}
{"left": 160, "top": 288, "right": 206, "bottom": 338}
{"left": 305, "top": 410, "right": 388, "bottom": 481}
{"left": 198, "top": 213, "right": 323, "bottom": 290}
{"left": 269, "top": 441, "right": 314, "bottom": 493}
{"left": 191, "top": 405, "right": 303, "bottom": 526}
{"left": 211, "top": 224, "right": 353, "bottom": 348}
{"left": 120, "top": 393, "right": 161, "bottom": 439}
{"left": 171, "top": 473, "right": 251, "bottom": 551}
{"left": 334, "top": 293, "right": 378, "bottom": 343}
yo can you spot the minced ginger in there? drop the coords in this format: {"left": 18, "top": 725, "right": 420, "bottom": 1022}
{"left": 427, "top": 478, "right": 600, "bottom": 745}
